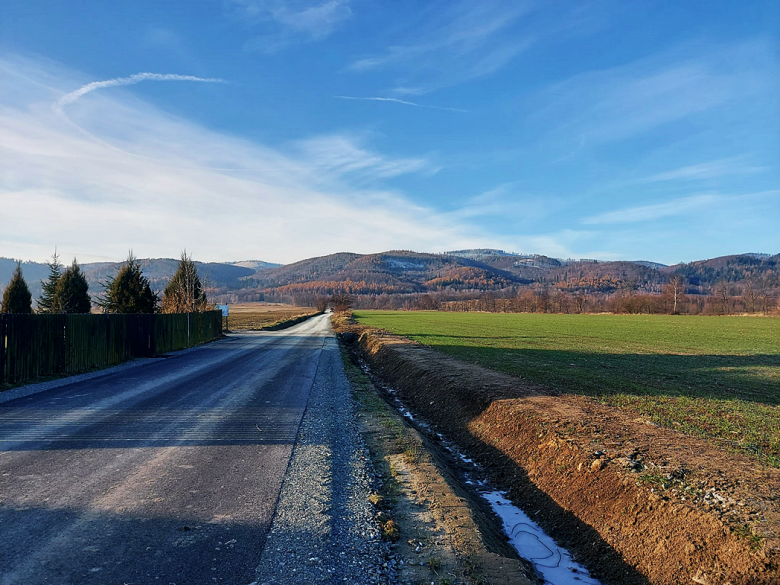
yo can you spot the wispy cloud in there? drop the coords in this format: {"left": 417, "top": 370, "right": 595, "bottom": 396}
{"left": 274, "top": 0, "right": 350, "bottom": 38}
{"left": 532, "top": 40, "right": 777, "bottom": 149}
{"left": 440, "top": 184, "right": 564, "bottom": 225}
{"left": 54, "top": 72, "right": 225, "bottom": 114}
{"left": 0, "top": 55, "right": 487, "bottom": 264}
{"left": 346, "top": 1, "right": 533, "bottom": 93}
{"left": 583, "top": 193, "right": 724, "bottom": 225}
{"left": 586, "top": 190, "right": 780, "bottom": 226}
{"left": 334, "top": 95, "right": 466, "bottom": 113}
{"left": 294, "top": 134, "right": 435, "bottom": 180}
{"left": 229, "top": 0, "right": 352, "bottom": 52}
{"left": 636, "top": 157, "right": 765, "bottom": 183}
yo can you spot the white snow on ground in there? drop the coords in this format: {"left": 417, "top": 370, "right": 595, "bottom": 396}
{"left": 482, "top": 491, "right": 601, "bottom": 585}
{"left": 385, "top": 259, "right": 426, "bottom": 270}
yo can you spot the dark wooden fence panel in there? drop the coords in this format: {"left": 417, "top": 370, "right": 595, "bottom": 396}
{"left": 0, "top": 311, "right": 222, "bottom": 386}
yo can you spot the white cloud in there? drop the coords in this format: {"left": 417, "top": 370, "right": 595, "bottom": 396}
{"left": 229, "top": 0, "right": 351, "bottom": 52}
{"left": 583, "top": 191, "right": 780, "bottom": 226}
{"left": 636, "top": 157, "right": 765, "bottom": 183}
{"left": 440, "top": 184, "right": 563, "bottom": 224}
{"left": 334, "top": 95, "right": 467, "bottom": 113}
{"left": 533, "top": 40, "right": 777, "bottom": 147}
{"left": 293, "top": 134, "right": 434, "bottom": 180}
{"left": 583, "top": 194, "right": 723, "bottom": 225}
{"left": 273, "top": 0, "right": 351, "bottom": 39}
{"left": 346, "top": 1, "right": 533, "bottom": 93}
{"left": 0, "top": 56, "right": 494, "bottom": 264}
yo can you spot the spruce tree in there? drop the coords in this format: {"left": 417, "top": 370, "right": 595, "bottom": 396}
{"left": 98, "top": 253, "right": 158, "bottom": 314}
{"left": 53, "top": 259, "right": 92, "bottom": 313}
{"left": 37, "top": 250, "right": 63, "bottom": 313}
{"left": 1, "top": 262, "right": 33, "bottom": 314}
{"left": 162, "top": 252, "right": 209, "bottom": 313}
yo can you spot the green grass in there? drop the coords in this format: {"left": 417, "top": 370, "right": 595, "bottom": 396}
{"left": 352, "top": 311, "right": 780, "bottom": 467}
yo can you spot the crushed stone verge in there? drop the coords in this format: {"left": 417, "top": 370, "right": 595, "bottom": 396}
{"left": 254, "top": 336, "right": 395, "bottom": 585}
{"left": 346, "top": 327, "right": 779, "bottom": 585}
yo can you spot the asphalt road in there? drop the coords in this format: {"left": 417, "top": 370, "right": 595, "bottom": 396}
{"left": 0, "top": 313, "right": 333, "bottom": 585}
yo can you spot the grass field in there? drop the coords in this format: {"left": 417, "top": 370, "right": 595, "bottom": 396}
{"left": 225, "top": 303, "right": 316, "bottom": 330}
{"left": 352, "top": 311, "right": 780, "bottom": 467}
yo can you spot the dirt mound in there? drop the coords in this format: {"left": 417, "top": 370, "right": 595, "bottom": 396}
{"left": 352, "top": 328, "right": 779, "bottom": 585}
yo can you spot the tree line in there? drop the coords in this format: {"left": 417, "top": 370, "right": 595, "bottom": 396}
{"left": 281, "top": 278, "right": 777, "bottom": 316}
{"left": 1, "top": 251, "right": 211, "bottom": 315}
{"left": 432, "top": 278, "right": 778, "bottom": 315}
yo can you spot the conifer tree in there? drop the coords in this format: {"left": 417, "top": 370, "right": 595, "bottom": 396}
{"left": 1, "top": 261, "right": 33, "bottom": 314}
{"left": 37, "top": 250, "right": 63, "bottom": 313}
{"left": 98, "top": 253, "right": 158, "bottom": 314}
{"left": 54, "top": 259, "right": 92, "bottom": 313}
{"left": 162, "top": 252, "right": 209, "bottom": 313}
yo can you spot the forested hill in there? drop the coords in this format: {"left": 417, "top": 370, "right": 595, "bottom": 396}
{"left": 220, "top": 250, "right": 780, "bottom": 305}
{"left": 664, "top": 254, "right": 780, "bottom": 292}
{"left": 2, "top": 251, "right": 777, "bottom": 307}
{"left": 245, "top": 250, "right": 522, "bottom": 297}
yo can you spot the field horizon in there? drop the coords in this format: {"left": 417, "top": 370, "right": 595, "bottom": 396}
{"left": 353, "top": 310, "right": 780, "bottom": 467}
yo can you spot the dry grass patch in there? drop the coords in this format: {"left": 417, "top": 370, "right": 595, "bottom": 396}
{"left": 225, "top": 302, "right": 317, "bottom": 330}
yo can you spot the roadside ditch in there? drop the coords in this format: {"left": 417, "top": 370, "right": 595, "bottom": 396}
{"left": 335, "top": 318, "right": 779, "bottom": 585}
{"left": 340, "top": 342, "right": 538, "bottom": 585}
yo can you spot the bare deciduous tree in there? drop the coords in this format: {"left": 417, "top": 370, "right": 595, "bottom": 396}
{"left": 315, "top": 296, "right": 329, "bottom": 312}
{"left": 742, "top": 279, "right": 758, "bottom": 313}
{"left": 574, "top": 292, "right": 587, "bottom": 314}
{"left": 715, "top": 281, "right": 733, "bottom": 315}
{"left": 330, "top": 292, "right": 352, "bottom": 313}
{"left": 666, "top": 275, "right": 685, "bottom": 315}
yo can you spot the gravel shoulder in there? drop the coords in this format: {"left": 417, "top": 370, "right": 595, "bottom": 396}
{"left": 254, "top": 336, "right": 395, "bottom": 584}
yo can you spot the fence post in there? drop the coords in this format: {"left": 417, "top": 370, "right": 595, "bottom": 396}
{"left": 187, "top": 312, "right": 190, "bottom": 348}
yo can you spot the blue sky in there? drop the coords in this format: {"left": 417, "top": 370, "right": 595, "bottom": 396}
{"left": 0, "top": 0, "right": 777, "bottom": 265}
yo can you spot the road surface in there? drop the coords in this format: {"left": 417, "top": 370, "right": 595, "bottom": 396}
{"left": 0, "top": 313, "right": 333, "bottom": 585}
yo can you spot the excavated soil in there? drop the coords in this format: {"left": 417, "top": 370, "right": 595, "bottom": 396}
{"left": 343, "top": 326, "right": 779, "bottom": 585}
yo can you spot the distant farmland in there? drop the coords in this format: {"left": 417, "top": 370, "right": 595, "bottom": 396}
{"left": 226, "top": 303, "right": 316, "bottom": 330}
{"left": 352, "top": 311, "right": 780, "bottom": 467}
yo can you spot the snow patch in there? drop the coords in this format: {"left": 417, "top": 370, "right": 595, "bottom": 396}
{"left": 385, "top": 259, "right": 426, "bottom": 270}
{"left": 482, "top": 491, "right": 601, "bottom": 585}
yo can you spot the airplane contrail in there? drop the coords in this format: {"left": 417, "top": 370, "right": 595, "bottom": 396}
{"left": 335, "top": 95, "right": 467, "bottom": 113}
{"left": 54, "top": 72, "right": 225, "bottom": 113}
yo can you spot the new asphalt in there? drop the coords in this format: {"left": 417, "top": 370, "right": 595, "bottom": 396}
{"left": 0, "top": 314, "right": 344, "bottom": 585}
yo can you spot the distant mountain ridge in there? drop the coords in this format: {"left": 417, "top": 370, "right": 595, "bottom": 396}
{"left": 1, "top": 251, "right": 777, "bottom": 308}
{"left": 0, "top": 257, "right": 277, "bottom": 301}
{"left": 224, "top": 250, "right": 779, "bottom": 306}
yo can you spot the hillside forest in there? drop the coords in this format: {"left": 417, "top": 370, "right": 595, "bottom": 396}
{"left": 1, "top": 250, "right": 778, "bottom": 315}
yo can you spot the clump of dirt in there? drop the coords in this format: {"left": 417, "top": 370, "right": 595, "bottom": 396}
{"left": 350, "top": 327, "right": 780, "bottom": 585}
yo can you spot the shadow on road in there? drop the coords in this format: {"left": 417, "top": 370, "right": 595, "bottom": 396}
{"left": 0, "top": 504, "right": 273, "bottom": 585}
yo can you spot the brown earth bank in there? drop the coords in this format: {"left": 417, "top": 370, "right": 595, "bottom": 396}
{"left": 334, "top": 319, "right": 780, "bottom": 585}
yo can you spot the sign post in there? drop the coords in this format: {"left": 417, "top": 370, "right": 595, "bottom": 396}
{"left": 216, "top": 304, "right": 229, "bottom": 332}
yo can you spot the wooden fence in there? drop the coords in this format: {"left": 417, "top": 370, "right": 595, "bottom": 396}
{"left": 0, "top": 311, "right": 222, "bottom": 386}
